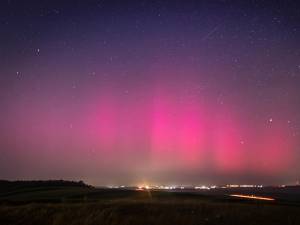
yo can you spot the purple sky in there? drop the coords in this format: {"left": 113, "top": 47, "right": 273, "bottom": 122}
{"left": 0, "top": 0, "right": 300, "bottom": 186}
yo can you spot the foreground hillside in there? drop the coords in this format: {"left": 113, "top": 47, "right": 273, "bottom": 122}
{"left": 0, "top": 181, "right": 300, "bottom": 225}
{"left": 2, "top": 200, "right": 300, "bottom": 225}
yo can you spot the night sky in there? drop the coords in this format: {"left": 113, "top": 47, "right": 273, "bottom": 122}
{"left": 1, "top": 0, "right": 300, "bottom": 186}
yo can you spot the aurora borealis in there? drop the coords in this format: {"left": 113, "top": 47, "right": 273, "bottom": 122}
{"left": 0, "top": 0, "right": 300, "bottom": 185}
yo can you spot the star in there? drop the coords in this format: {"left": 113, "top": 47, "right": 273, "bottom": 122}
{"left": 16, "top": 71, "right": 22, "bottom": 79}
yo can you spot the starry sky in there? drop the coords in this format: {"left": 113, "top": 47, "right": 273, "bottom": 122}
{"left": 0, "top": 0, "right": 300, "bottom": 186}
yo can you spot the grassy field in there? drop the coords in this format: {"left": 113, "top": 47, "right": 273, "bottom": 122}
{"left": 1, "top": 181, "right": 300, "bottom": 225}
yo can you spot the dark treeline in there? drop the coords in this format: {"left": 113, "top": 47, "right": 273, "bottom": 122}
{"left": 0, "top": 180, "right": 92, "bottom": 192}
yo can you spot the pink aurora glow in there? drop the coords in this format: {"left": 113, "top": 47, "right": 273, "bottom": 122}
{"left": 1, "top": 56, "right": 298, "bottom": 185}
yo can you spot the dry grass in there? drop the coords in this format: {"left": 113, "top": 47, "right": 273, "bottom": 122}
{"left": 1, "top": 199, "right": 300, "bottom": 225}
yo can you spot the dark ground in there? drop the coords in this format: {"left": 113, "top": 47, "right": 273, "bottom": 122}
{"left": 0, "top": 181, "right": 300, "bottom": 225}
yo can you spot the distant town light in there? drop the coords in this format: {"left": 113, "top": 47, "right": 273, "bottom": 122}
{"left": 195, "top": 185, "right": 210, "bottom": 190}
